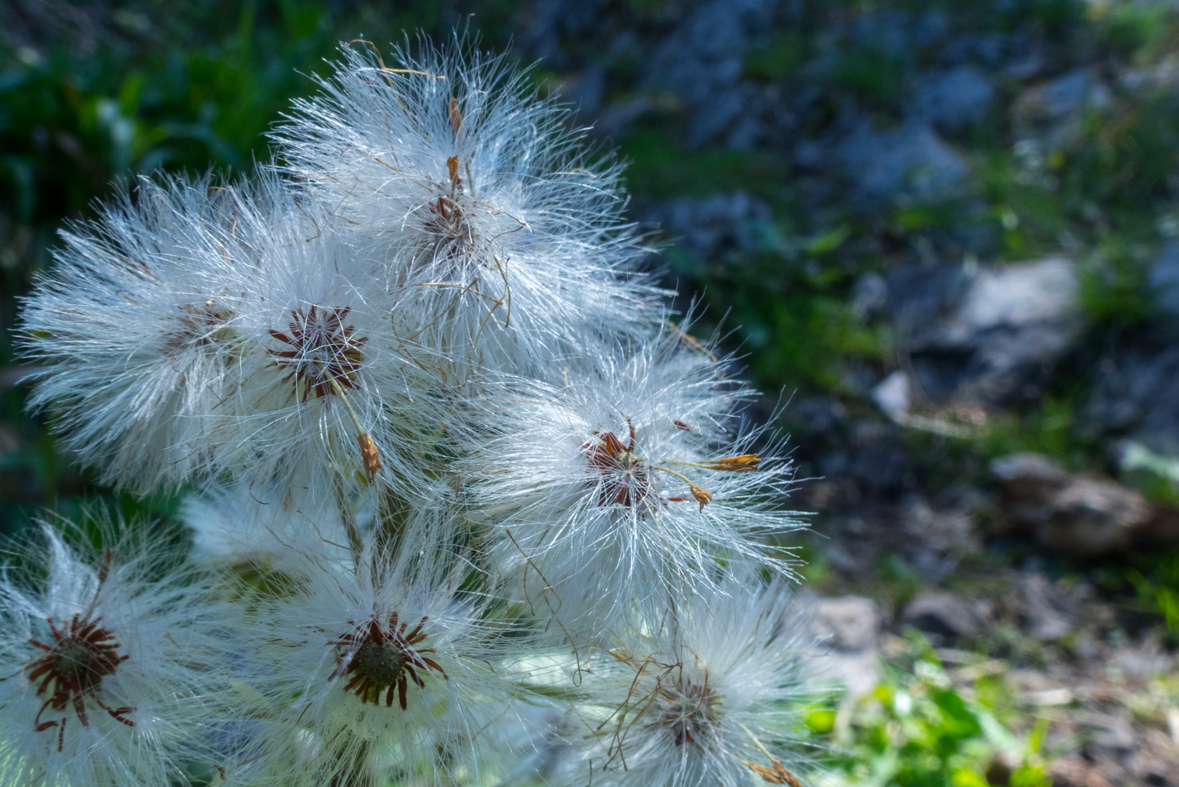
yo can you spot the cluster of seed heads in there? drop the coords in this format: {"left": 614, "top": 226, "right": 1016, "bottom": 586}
{"left": 4, "top": 35, "right": 818, "bottom": 787}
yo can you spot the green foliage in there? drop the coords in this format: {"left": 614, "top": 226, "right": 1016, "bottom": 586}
{"left": 619, "top": 129, "right": 783, "bottom": 200}
{"left": 830, "top": 47, "right": 908, "bottom": 108}
{"left": 879, "top": 554, "right": 924, "bottom": 607}
{"left": 1079, "top": 246, "right": 1154, "bottom": 328}
{"left": 1062, "top": 92, "right": 1179, "bottom": 213}
{"left": 821, "top": 649, "right": 1050, "bottom": 787}
{"left": 735, "top": 291, "right": 885, "bottom": 392}
{"left": 1013, "top": 0, "right": 1086, "bottom": 42}
{"left": 1097, "top": 1, "right": 1177, "bottom": 62}
{"left": 979, "top": 394, "right": 1099, "bottom": 472}
{"left": 745, "top": 31, "right": 811, "bottom": 84}
{"left": 1119, "top": 442, "right": 1179, "bottom": 506}
{"left": 977, "top": 153, "right": 1070, "bottom": 260}
{"left": 1, "top": 5, "right": 332, "bottom": 229}
{"left": 1122, "top": 548, "right": 1179, "bottom": 641}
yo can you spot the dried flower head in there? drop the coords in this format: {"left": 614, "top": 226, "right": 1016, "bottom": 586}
{"left": 271, "top": 36, "right": 664, "bottom": 384}
{"left": 0, "top": 522, "right": 228, "bottom": 787}
{"left": 197, "top": 175, "right": 441, "bottom": 500}
{"left": 561, "top": 568, "right": 820, "bottom": 787}
{"left": 19, "top": 174, "right": 242, "bottom": 494}
{"left": 459, "top": 322, "right": 802, "bottom": 641}
{"left": 245, "top": 539, "right": 534, "bottom": 786}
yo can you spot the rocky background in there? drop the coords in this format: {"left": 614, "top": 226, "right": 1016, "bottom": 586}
{"left": 4, "top": 1, "right": 1179, "bottom": 784}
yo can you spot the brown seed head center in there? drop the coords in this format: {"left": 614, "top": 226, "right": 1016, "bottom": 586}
{"left": 161, "top": 302, "right": 235, "bottom": 357}
{"left": 585, "top": 420, "right": 654, "bottom": 508}
{"left": 584, "top": 418, "right": 717, "bottom": 511}
{"left": 354, "top": 638, "right": 406, "bottom": 688}
{"left": 27, "top": 615, "right": 125, "bottom": 707}
{"left": 331, "top": 613, "right": 448, "bottom": 711}
{"left": 658, "top": 676, "right": 723, "bottom": 748}
{"left": 25, "top": 614, "right": 136, "bottom": 748}
{"left": 421, "top": 166, "right": 476, "bottom": 261}
{"left": 269, "top": 305, "right": 367, "bottom": 402}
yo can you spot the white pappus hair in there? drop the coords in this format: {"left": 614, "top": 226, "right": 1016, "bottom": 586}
{"left": 270, "top": 36, "right": 666, "bottom": 385}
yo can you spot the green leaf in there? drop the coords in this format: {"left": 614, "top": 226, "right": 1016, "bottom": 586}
{"left": 805, "top": 225, "right": 850, "bottom": 255}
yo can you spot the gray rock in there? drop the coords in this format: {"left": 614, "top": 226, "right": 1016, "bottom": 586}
{"left": 1113, "top": 646, "right": 1173, "bottom": 679}
{"left": 1039, "top": 476, "right": 1150, "bottom": 557}
{"left": 1077, "top": 711, "right": 1135, "bottom": 760}
{"left": 853, "top": 10, "right": 948, "bottom": 59}
{"left": 522, "top": 0, "right": 609, "bottom": 62}
{"left": 1084, "top": 348, "right": 1179, "bottom": 454}
{"left": 1019, "top": 573, "right": 1075, "bottom": 641}
{"left": 836, "top": 121, "right": 968, "bottom": 206}
{"left": 848, "top": 421, "right": 909, "bottom": 496}
{"left": 872, "top": 371, "right": 911, "bottom": 420}
{"left": 811, "top": 595, "right": 879, "bottom": 651}
{"left": 562, "top": 65, "right": 606, "bottom": 117}
{"left": 1150, "top": 242, "right": 1179, "bottom": 316}
{"left": 646, "top": 192, "right": 777, "bottom": 264}
{"left": 990, "top": 453, "right": 1070, "bottom": 506}
{"left": 643, "top": 0, "right": 772, "bottom": 146}
{"left": 1038, "top": 69, "right": 1111, "bottom": 120}
{"left": 902, "top": 592, "right": 991, "bottom": 644}
{"left": 939, "top": 32, "right": 1007, "bottom": 67}
{"left": 788, "top": 396, "right": 847, "bottom": 438}
{"left": 894, "top": 258, "right": 1084, "bottom": 404}
{"left": 911, "top": 66, "right": 995, "bottom": 133}
{"left": 886, "top": 263, "right": 968, "bottom": 327}
{"left": 951, "top": 257, "right": 1080, "bottom": 337}
{"left": 1049, "top": 758, "right": 1111, "bottom": 787}
{"left": 1014, "top": 69, "right": 1111, "bottom": 152}
{"left": 1138, "top": 502, "right": 1179, "bottom": 549}
{"left": 900, "top": 497, "right": 981, "bottom": 583}
{"left": 592, "top": 96, "right": 652, "bottom": 140}
{"left": 1134, "top": 762, "right": 1175, "bottom": 787}
{"left": 689, "top": 84, "right": 757, "bottom": 148}
{"left": 993, "top": 452, "right": 1179, "bottom": 556}
{"left": 807, "top": 595, "right": 881, "bottom": 698}
{"left": 851, "top": 273, "right": 889, "bottom": 319}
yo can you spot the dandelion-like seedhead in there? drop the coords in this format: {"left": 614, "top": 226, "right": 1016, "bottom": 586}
{"left": 242, "top": 541, "right": 541, "bottom": 786}
{"left": 203, "top": 177, "right": 438, "bottom": 499}
{"left": 20, "top": 175, "right": 242, "bottom": 494}
{"left": 458, "top": 323, "right": 801, "bottom": 642}
{"left": 12, "top": 33, "right": 823, "bottom": 787}
{"left": 181, "top": 478, "right": 376, "bottom": 570}
{"left": 0, "top": 523, "right": 230, "bottom": 787}
{"left": 563, "top": 570, "right": 817, "bottom": 787}
{"left": 272, "top": 37, "right": 665, "bottom": 384}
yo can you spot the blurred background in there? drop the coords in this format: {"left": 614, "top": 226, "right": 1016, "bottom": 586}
{"left": 3, "top": 0, "right": 1179, "bottom": 784}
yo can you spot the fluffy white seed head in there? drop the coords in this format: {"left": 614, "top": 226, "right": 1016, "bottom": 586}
{"left": 455, "top": 322, "right": 806, "bottom": 650}
{"left": 558, "top": 568, "right": 819, "bottom": 787}
{"left": 271, "top": 37, "right": 664, "bottom": 384}
{"left": 20, "top": 174, "right": 243, "bottom": 494}
{"left": 22, "top": 170, "right": 453, "bottom": 500}
{"left": 12, "top": 30, "right": 819, "bottom": 787}
{"left": 202, "top": 174, "right": 441, "bottom": 500}
{"left": 457, "top": 321, "right": 802, "bottom": 644}
{"left": 242, "top": 538, "right": 534, "bottom": 786}
{"left": 0, "top": 521, "right": 229, "bottom": 787}
{"left": 180, "top": 478, "right": 377, "bottom": 570}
